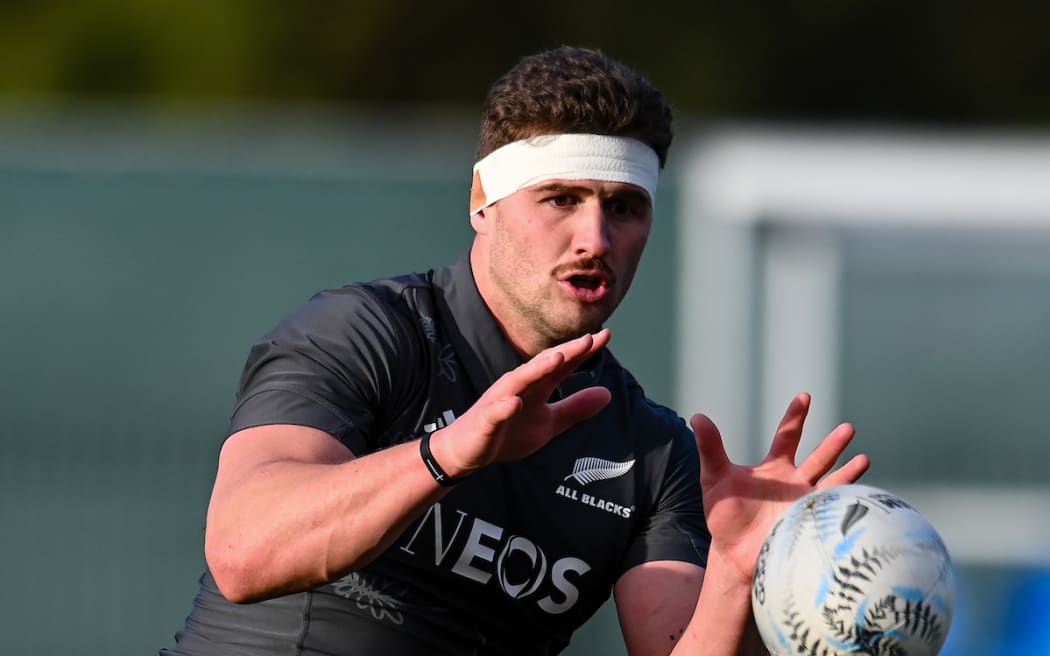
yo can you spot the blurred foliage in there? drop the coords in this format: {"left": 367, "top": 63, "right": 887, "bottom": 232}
{"left": 0, "top": 0, "right": 1048, "bottom": 124}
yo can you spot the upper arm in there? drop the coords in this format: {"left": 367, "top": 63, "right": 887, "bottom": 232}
{"left": 203, "top": 424, "right": 365, "bottom": 599}
{"left": 228, "top": 286, "right": 417, "bottom": 454}
{"left": 614, "top": 560, "right": 706, "bottom": 656}
{"left": 613, "top": 417, "right": 712, "bottom": 655}
{"left": 209, "top": 424, "right": 355, "bottom": 510}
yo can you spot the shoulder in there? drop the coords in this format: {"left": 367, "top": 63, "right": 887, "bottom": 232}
{"left": 596, "top": 354, "right": 700, "bottom": 488}
{"left": 230, "top": 271, "right": 440, "bottom": 446}
{"left": 269, "top": 271, "right": 435, "bottom": 342}
{"left": 599, "top": 353, "right": 692, "bottom": 443}
{"left": 241, "top": 271, "right": 440, "bottom": 396}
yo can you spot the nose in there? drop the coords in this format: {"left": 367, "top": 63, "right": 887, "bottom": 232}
{"left": 571, "top": 202, "right": 612, "bottom": 259}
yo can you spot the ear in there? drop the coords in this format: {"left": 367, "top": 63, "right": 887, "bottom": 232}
{"left": 469, "top": 208, "right": 487, "bottom": 234}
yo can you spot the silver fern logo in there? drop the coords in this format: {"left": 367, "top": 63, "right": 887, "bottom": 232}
{"left": 564, "top": 457, "right": 635, "bottom": 485}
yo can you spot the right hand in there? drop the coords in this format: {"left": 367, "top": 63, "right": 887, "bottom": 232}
{"left": 430, "top": 329, "right": 613, "bottom": 476}
{"left": 690, "top": 393, "right": 869, "bottom": 584}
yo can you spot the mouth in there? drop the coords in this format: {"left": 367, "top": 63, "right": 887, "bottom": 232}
{"left": 568, "top": 273, "right": 606, "bottom": 290}
{"left": 559, "top": 270, "right": 613, "bottom": 302}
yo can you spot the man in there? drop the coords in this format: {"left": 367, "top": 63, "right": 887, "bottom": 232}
{"left": 163, "top": 46, "right": 868, "bottom": 655}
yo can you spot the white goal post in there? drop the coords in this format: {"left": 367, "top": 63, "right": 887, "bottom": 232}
{"left": 675, "top": 126, "right": 1050, "bottom": 567}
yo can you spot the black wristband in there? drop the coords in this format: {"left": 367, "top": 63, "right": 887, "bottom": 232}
{"left": 420, "top": 432, "right": 460, "bottom": 486}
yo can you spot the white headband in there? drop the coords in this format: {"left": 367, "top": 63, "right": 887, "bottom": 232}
{"left": 469, "top": 133, "right": 660, "bottom": 215}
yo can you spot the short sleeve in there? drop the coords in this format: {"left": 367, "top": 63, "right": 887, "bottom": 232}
{"left": 227, "top": 285, "right": 416, "bottom": 455}
{"left": 620, "top": 421, "right": 711, "bottom": 573}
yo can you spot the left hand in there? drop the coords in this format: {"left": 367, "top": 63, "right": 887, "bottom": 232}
{"left": 690, "top": 393, "right": 870, "bottom": 584}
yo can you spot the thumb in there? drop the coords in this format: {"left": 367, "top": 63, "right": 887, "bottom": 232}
{"left": 549, "top": 387, "right": 612, "bottom": 436}
{"left": 480, "top": 395, "right": 524, "bottom": 431}
{"left": 690, "top": 413, "right": 731, "bottom": 484}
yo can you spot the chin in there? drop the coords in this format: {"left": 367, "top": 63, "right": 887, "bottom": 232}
{"left": 549, "top": 316, "right": 608, "bottom": 343}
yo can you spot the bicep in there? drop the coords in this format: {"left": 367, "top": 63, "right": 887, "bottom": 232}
{"left": 614, "top": 560, "right": 706, "bottom": 656}
{"left": 211, "top": 424, "right": 356, "bottom": 502}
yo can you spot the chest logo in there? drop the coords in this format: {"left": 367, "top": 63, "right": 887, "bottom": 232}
{"left": 423, "top": 409, "right": 457, "bottom": 434}
{"left": 556, "top": 457, "right": 636, "bottom": 519}
{"left": 563, "top": 457, "right": 635, "bottom": 485}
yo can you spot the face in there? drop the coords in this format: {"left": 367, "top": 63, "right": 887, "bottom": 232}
{"left": 471, "top": 179, "right": 652, "bottom": 356}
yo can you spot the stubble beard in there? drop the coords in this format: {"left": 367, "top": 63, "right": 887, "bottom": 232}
{"left": 489, "top": 254, "right": 613, "bottom": 351}
{"left": 489, "top": 247, "right": 613, "bottom": 352}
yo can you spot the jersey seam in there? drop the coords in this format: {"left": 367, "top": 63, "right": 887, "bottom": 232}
{"left": 293, "top": 588, "right": 313, "bottom": 656}
{"left": 235, "top": 383, "right": 356, "bottom": 434}
{"left": 360, "top": 280, "right": 431, "bottom": 432}
{"left": 337, "top": 281, "right": 426, "bottom": 433}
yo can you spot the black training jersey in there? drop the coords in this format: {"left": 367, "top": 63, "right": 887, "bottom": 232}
{"left": 164, "top": 255, "right": 710, "bottom": 656}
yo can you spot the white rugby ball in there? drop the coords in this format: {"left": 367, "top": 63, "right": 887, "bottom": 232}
{"left": 751, "top": 484, "right": 955, "bottom": 656}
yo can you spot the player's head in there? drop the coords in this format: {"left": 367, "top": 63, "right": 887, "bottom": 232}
{"left": 468, "top": 47, "right": 670, "bottom": 356}
{"left": 475, "top": 46, "right": 672, "bottom": 167}
{"left": 469, "top": 46, "right": 671, "bottom": 217}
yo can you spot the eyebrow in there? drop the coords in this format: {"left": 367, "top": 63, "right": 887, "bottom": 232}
{"left": 530, "top": 183, "right": 651, "bottom": 205}
{"left": 530, "top": 183, "right": 594, "bottom": 195}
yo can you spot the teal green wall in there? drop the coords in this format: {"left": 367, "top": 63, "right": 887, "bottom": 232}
{"left": 6, "top": 121, "right": 1050, "bottom": 656}
{"left": 1, "top": 157, "right": 680, "bottom": 655}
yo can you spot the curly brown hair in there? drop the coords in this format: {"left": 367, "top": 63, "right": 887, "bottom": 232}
{"left": 475, "top": 46, "right": 673, "bottom": 168}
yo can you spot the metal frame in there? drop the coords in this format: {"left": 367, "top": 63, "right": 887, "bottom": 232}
{"left": 676, "top": 126, "right": 1050, "bottom": 566}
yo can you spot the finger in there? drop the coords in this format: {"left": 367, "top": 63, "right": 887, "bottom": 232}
{"left": 690, "top": 413, "right": 731, "bottom": 484}
{"left": 816, "top": 453, "right": 871, "bottom": 488}
{"left": 513, "top": 331, "right": 610, "bottom": 404}
{"left": 548, "top": 329, "right": 610, "bottom": 373}
{"left": 490, "top": 348, "right": 570, "bottom": 401}
{"left": 766, "top": 393, "right": 811, "bottom": 462}
{"left": 476, "top": 395, "right": 525, "bottom": 432}
{"left": 797, "top": 422, "right": 856, "bottom": 484}
{"left": 549, "top": 387, "right": 612, "bottom": 436}
{"left": 588, "top": 327, "right": 611, "bottom": 352}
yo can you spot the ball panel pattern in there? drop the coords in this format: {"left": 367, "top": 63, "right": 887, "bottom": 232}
{"left": 752, "top": 485, "right": 955, "bottom": 656}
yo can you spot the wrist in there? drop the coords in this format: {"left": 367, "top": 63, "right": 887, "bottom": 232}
{"left": 704, "top": 544, "right": 756, "bottom": 594}
{"left": 420, "top": 429, "right": 476, "bottom": 486}
{"left": 419, "top": 431, "right": 461, "bottom": 486}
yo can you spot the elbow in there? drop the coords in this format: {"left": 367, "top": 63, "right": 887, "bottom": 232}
{"left": 205, "top": 533, "right": 267, "bottom": 604}
{"left": 204, "top": 528, "right": 353, "bottom": 604}
{"left": 210, "top": 570, "right": 257, "bottom": 605}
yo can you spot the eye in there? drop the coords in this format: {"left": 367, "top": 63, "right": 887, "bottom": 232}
{"left": 605, "top": 196, "right": 646, "bottom": 219}
{"left": 545, "top": 194, "right": 578, "bottom": 207}
{"left": 607, "top": 198, "right": 631, "bottom": 215}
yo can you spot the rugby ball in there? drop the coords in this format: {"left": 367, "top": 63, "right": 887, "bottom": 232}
{"left": 751, "top": 484, "right": 955, "bottom": 656}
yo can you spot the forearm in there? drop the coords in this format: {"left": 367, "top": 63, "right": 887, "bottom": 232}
{"left": 671, "top": 548, "right": 768, "bottom": 656}
{"left": 205, "top": 333, "right": 611, "bottom": 604}
{"left": 206, "top": 434, "right": 451, "bottom": 603}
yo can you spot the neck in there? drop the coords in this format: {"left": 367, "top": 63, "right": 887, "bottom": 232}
{"left": 469, "top": 244, "right": 544, "bottom": 358}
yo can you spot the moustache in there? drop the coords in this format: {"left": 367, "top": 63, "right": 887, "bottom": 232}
{"left": 551, "top": 257, "right": 617, "bottom": 285}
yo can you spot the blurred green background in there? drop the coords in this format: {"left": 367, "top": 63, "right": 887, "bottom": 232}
{"left": 0, "top": 115, "right": 683, "bottom": 654}
{"left": 2, "top": 0, "right": 1049, "bottom": 123}
{"left": 2, "top": 2, "right": 1049, "bottom": 655}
